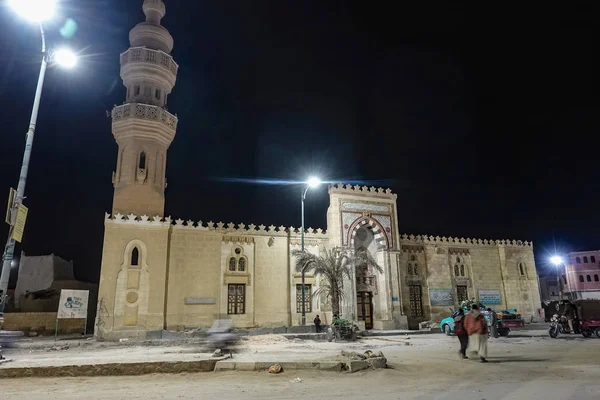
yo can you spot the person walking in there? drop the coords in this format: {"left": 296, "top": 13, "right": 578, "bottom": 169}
{"left": 454, "top": 309, "right": 469, "bottom": 359}
{"left": 487, "top": 308, "right": 498, "bottom": 338}
{"left": 314, "top": 315, "right": 322, "bottom": 333}
{"left": 464, "top": 304, "right": 489, "bottom": 363}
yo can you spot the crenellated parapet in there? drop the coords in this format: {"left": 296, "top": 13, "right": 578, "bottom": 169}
{"left": 104, "top": 213, "right": 328, "bottom": 237}
{"left": 328, "top": 183, "right": 397, "bottom": 200}
{"left": 399, "top": 233, "right": 533, "bottom": 248}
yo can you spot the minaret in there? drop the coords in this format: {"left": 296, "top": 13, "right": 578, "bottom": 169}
{"left": 110, "top": 0, "right": 178, "bottom": 217}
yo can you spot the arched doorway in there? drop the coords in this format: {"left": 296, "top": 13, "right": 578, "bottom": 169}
{"left": 354, "top": 225, "right": 379, "bottom": 329}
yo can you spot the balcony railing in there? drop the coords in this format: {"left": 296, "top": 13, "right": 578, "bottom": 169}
{"left": 112, "top": 103, "right": 178, "bottom": 130}
{"left": 120, "top": 47, "right": 178, "bottom": 75}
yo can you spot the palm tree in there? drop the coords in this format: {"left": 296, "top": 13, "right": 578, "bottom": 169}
{"left": 292, "top": 247, "right": 383, "bottom": 318}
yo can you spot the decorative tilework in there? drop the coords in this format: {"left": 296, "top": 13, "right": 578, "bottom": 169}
{"left": 342, "top": 202, "right": 389, "bottom": 213}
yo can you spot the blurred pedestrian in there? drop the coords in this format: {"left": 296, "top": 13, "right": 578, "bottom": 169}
{"left": 314, "top": 315, "right": 322, "bottom": 333}
{"left": 454, "top": 309, "right": 469, "bottom": 359}
{"left": 487, "top": 308, "right": 498, "bottom": 338}
{"left": 464, "top": 304, "right": 489, "bottom": 363}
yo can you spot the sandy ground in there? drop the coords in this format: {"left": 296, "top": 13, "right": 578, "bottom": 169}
{"left": 2, "top": 328, "right": 600, "bottom": 399}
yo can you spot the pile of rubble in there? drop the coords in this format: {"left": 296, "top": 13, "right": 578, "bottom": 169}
{"left": 341, "top": 349, "right": 387, "bottom": 373}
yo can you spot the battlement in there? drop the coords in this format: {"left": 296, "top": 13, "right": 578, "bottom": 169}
{"left": 104, "top": 213, "right": 327, "bottom": 237}
{"left": 328, "top": 183, "right": 397, "bottom": 200}
{"left": 400, "top": 233, "right": 533, "bottom": 248}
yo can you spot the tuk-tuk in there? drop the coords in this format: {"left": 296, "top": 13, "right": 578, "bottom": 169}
{"left": 574, "top": 300, "right": 600, "bottom": 338}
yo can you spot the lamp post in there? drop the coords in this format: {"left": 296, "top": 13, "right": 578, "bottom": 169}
{"left": 550, "top": 255, "right": 565, "bottom": 299}
{"left": 0, "top": 0, "right": 78, "bottom": 316}
{"left": 300, "top": 177, "right": 321, "bottom": 326}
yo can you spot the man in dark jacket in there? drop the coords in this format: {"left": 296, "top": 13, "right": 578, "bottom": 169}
{"left": 314, "top": 315, "right": 322, "bottom": 333}
{"left": 454, "top": 309, "right": 469, "bottom": 359}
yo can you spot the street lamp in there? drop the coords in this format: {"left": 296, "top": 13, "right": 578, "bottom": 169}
{"left": 0, "top": 0, "right": 77, "bottom": 316}
{"left": 551, "top": 255, "right": 565, "bottom": 299}
{"left": 8, "top": 0, "right": 56, "bottom": 22}
{"left": 300, "top": 176, "right": 321, "bottom": 326}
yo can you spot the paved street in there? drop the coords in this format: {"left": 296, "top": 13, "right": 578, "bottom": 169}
{"left": 2, "top": 329, "right": 600, "bottom": 399}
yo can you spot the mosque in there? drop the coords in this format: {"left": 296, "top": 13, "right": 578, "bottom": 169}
{"left": 95, "top": 0, "right": 541, "bottom": 340}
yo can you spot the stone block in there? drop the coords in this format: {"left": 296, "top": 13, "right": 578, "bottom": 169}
{"left": 367, "top": 357, "right": 387, "bottom": 369}
{"left": 318, "top": 362, "right": 344, "bottom": 371}
{"left": 235, "top": 362, "right": 256, "bottom": 371}
{"left": 272, "top": 326, "right": 287, "bottom": 334}
{"left": 214, "top": 361, "right": 236, "bottom": 371}
{"left": 347, "top": 360, "right": 369, "bottom": 373}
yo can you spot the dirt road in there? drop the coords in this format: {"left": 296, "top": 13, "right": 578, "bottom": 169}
{"left": 3, "top": 331, "right": 600, "bottom": 399}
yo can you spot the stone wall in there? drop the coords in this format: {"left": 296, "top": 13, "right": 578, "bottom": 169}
{"left": 165, "top": 228, "right": 223, "bottom": 330}
{"left": 96, "top": 217, "right": 170, "bottom": 340}
{"left": 2, "top": 312, "right": 85, "bottom": 334}
{"left": 397, "top": 236, "right": 541, "bottom": 324}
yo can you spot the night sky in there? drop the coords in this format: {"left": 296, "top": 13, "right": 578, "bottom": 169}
{"left": 0, "top": 1, "right": 595, "bottom": 284}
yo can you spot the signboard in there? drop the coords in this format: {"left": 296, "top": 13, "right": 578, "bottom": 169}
{"left": 11, "top": 204, "right": 28, "bottom": 243}
{"left": 184, "top": 297, "right": 216, "bottom": 305}
{"left": 479, "top": 289, "right": 501, "bottom": 305}
{"left": 5, "top": 188, "right": 16, "bottom": 225}
{"left": 429, "top": 289, "right": 454, "bottom": 306}
{"left": 57, "top": 290, "right": 89, "bottom": 319}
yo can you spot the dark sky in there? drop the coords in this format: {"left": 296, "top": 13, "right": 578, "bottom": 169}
{"left": 0, "top": 1, "right": 596, "bottom": 284}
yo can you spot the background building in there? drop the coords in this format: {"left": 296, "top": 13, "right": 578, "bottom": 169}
{"left": 563, "top": 250, "right": 600, "bottom": 300}
{"left": 95, "top": 1, "right": 541, "bottom": 340}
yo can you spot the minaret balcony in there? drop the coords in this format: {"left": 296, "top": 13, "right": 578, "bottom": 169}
{"left": 120, "top": 47, "right": 178, "bottom": 87}
{"left": 112, "top": 103, "right": 178, "bottom": 145}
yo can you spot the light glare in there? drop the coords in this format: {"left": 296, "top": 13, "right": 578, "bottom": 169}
{"left": 54, "top": 49, "right": 77, "bottom": 68}
{"left": 307, "top": 177, "right": 321, "bottom": 188}
{"left": 550, "top": 255, "right": 564, "bottom": 266}
{"left": 9, "top": 0, "right": 56, "bottom": 22}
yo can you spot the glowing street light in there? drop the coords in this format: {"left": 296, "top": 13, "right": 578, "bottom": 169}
{"left": 54, "top": 48, "right": 78, "bottom": 68}
{"left": 1, "top": 0, "right": 78, "bottom": 316}
{"left": 550, "top": 255, "right": 565, "bottom": 299}
{"left": 8, "top": 0, "right": 56, "bottom": 22}
{"left": 550, "top": 255, "right": 564, "bottom": 266}
{"left": 300, "top": 176, "right": 322, "bottom": 326}
{"left": 307, "top": 176, "right": 321, "bottom": 189}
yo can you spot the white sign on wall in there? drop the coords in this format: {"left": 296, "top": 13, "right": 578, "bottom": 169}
{"left": 57, "top": 290, "right": 89, "bottom": 319}
{"left": 478, "top": 289, "right": 502, "bottom": 305}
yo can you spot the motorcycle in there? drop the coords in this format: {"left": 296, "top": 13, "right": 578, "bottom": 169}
{"left": 549, "top": 314, "right": 578, "bottom": 338}
{"left": 205, "top": 319, "right": 239, "bottom": 353}
{"left": 549, "top": 314, "right": 562, "bottom": 338}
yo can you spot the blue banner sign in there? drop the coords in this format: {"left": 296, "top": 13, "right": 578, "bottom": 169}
{"left": 479, "top": 290, "right": 501, "bottom": 305}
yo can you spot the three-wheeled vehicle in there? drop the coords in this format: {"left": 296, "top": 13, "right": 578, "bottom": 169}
{"left": 575, "top": 300, "right": 600, "bottom": 338}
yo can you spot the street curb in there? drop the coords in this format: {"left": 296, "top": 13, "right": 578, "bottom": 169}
{"left": 361, "top": 330, "right": 440, "bottom": 337}
{"left": 0, "top": 360, "right": 217, "bottom": 379}
{"left": 214, "top": 360, "right": 345, "bottom": 372}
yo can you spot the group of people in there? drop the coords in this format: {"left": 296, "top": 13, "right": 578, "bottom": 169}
{"left": 453, "top": 304, "right": 490, "bottom": 363}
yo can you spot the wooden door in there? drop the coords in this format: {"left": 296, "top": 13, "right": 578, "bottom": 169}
{"left": 357, "top": 291, "right": 374, "bottom": 329}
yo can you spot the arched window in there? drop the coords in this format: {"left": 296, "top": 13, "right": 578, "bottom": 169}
{"left": 460, "top": 265, "right": 465, "bottom": 277}
{"left": 580, "top": 275, "right": 585, "bottom": 283}
{"left": 228, "top": 257, "right": 236, "bottom": 272}
{"left": 413, "top": 263, "right": 419, "bottom": 275}
{"left": 587, "top": 275, "right": 592, "bottom": 282}
{"left": 454, "top": 265, "right": 459, "bottom": 277}
{"left": 519, "top": 263, "right": 525, "bottom": 276}
{"left": 584, "top": 256, "right": 589, "bottom": 263}
{"left": 576, "top": 257, "right": 581, "bottom": 264}
{"left": 594, "top": 275, "right": 599, "bottom": 282}
{"left": 591, "top": 256, "right": 596, "bottom": 263}
{"left": 139, "top": 152, "right": 146, "bottom": 170}
{"left": 131, "top": 247, "right": 139, "bottom": 266}
{"left": 155, "top": 88, "right": 161, "bottom": 100}
{"left": 238, "top": 257, "right": 246, "bottom": 272}
{"left": 407, "top": 263, "right": 413, "bottom": 275}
